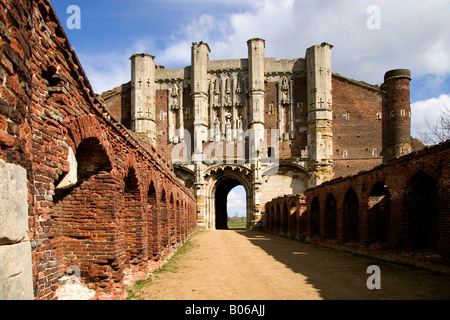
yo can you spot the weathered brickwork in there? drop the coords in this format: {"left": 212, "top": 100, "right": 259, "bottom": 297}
{"left": 264, "top": 195, "right": 307, "bottom": 238}
{"left": 0, "top": 0, "right": 196, "bottom": 300}
{"left": 267, "top": 140, "right": 450, "bottom": 259}
{"left": 332, "top": 75, "right": 384, "bottom": 177}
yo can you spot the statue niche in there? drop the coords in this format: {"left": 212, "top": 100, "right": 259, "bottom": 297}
{"left": 169, "top": 82, "right": 183, "bottom": 143}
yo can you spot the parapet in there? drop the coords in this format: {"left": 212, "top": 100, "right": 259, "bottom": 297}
{"left": 384, "top": 69, "right": 411, "bottom": 82}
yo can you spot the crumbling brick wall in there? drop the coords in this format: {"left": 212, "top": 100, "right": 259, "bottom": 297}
{"left": 0, "top": 0, "right": 196, "bottom": 300}
{"left": 303, "top": 140, "right": 450, "bottom": 257}
{"left": 265, "top": 141, "right": 450, "bottom": 259}
{"left": 264, "top": 195, "right": 307, "bottom": 239}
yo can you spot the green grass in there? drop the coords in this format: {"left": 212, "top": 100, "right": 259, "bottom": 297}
{"left": 126, "top": 231, "right": 201, "bottom": 300}
{"left": 227, "top": 221, "right": 247, "bottom": 229}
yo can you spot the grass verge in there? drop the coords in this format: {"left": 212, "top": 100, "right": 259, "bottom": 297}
{"left": 126, "top": 231, "right": 202, "bottom": 300}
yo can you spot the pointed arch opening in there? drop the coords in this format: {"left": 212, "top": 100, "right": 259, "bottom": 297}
{"left": 367, "top": 182, "right": 391, "bottom": 243}
{"left": 310, "top": 197, "right": 320, "bottom": 237}
{"left": 289, "top": 201, "right": 297, "bottom": 236}
{"left": 123, "top": 167, "right": 144, "bottom": 264}
{"left": 343, "top": 188, "right": 359, "bottom": 242}
{"left": 282, "top": 203, "right": 289, "bottom": 234}
{"left": 53, "top": 137, "right": 112, "bottom": 203}
{"left": 405, "top": 172, "right": 438, "bottom": 250}
{"left": 324, "top": 193, "right": 337, "bottom": 239}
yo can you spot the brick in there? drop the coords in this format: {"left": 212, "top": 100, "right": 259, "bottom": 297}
{"left": 0, "top": 0, "right": 196, "bottom": 301}
{"left": 0, "top": 129, "right": 15, "bottom": 147}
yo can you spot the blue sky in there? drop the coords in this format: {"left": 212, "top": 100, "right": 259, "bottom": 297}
{"left": 50, "top": 0, "right": 449, "bottom": 217}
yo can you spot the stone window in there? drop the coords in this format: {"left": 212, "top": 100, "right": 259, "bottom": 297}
{"left": 372, "top": 148, "right": 378, "bottom": 157}
{"left": 343, "top": 150, "right": 348, "bottom": 158}
{"left": 400, "top": 109, "right": 406, "bottom": 117}
{"left": 376, "top": 113, "right": 382, "bottom": 120}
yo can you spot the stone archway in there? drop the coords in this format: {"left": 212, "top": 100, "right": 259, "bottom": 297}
{"left": 204, "top": 165, "right": 253, "bottom": 230}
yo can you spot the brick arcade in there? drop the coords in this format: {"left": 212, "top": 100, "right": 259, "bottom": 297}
{"left": 0, "top": 0, "right": 195, "bottom": 300}
{"left": 265, "top": 140, "right": 450, "bottom": 258}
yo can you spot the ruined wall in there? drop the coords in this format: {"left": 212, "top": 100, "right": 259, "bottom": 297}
{"left": 303, "top": 140, "right": 450, "bottom": 258}
{"left": 264, "top": 195, "right": 307, "bottom": 238}
{"left": 265, "top": 140, "right": 450, "bottom": 260}
{"left": 0, "top": 0, "right": 34, "bottom": 300}
{"left": 0, "top": 0, "right": 196, "bottom": 300}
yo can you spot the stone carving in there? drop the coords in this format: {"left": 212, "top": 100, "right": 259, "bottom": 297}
{"left": 224, "top": 78, "right": 232, "bottom": 107}
{"left": 280, "top": 76, "right": 291, "bottom": 105}
{"left": 225, "top": 118, "right": 232, "bottom": 142}
{"left": 214, "top": 117, "right": 221, "bottom": 142}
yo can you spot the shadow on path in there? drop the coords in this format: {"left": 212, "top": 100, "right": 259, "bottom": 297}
{"left": 236, "top": 230, "right": 450, "bottom": 300}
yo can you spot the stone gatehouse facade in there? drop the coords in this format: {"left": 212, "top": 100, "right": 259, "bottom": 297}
{"left": 104, "top": 39, "right": 422, "bottom": 230}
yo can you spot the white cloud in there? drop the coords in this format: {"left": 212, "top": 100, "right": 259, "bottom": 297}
{"left": 158, "top": 0, "right": 450, "bottom": 85}
{"left": 227, "top": 186, "right": 246, "bottom": 217}
{"left": 227, "top": 187, "right": 246, "bottom": 208}
{"left": 77, "top": 38, "right": 156, "bottom": 94}
{"left": 78, "top": 0, "right": 450, "bottom": 98}
{"left": 411, "top": 94, "right": 450, "bottom": 140}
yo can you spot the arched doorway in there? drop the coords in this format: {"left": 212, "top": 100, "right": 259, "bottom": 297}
{"left": 226, "top": 185, "right": 247, "bottom": 229}
{"left": 324, "top": 193, "right": 337, "bottom": 239}
{"left": 367, "top": 182, "right": 391, "bottom": 243}
{"left": 343, "top": 188, "right": 359, "bottom": 242}
{"left": 215, "top": 178, "right": 246, "bottom": 229}
{"left": 405, "top": 172, "right": 437, "bottom": 249}
{"left": 310, "top": 197, "right": 320, "bottom": 237}
{"left": 206, "top": 166, "right": 252, "bottom": 230}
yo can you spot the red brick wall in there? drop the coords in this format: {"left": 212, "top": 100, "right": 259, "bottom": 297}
{"left": 0, "top": 0, "right": 196, "bottom": 300}
{"left": 304, "top": 140, "right": 450, "bottom": 258}
{"left": 101, "top": 83, "right": 132, "bottom": 129}
{"left": 264, "top": 195, "right": 307, "bottom": 239}
{"left": 331, "top": 75, "right": 384, "bottom": 177}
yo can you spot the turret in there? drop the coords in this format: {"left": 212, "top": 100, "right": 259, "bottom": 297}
{"left": 130, "top": 53, "right": 157, "bottom": 142}
{"left": 381, "top": 69, "right": 412, "bottom": 162}
{"left": 306, "top": 42, "right": 334, "bottom": 187}
{"left": 247, "top": 38, "right": 266, "bottom": 128}
{"left": 191, "top": 41, "right": 211, "bottom": 158}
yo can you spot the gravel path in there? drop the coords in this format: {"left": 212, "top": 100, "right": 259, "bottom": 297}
{"left": 132, "top": 230, "right": 450, "bottom": 300}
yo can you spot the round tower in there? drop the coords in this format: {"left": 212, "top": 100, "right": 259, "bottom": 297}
{"left": 381, "top": 69, "right": 412, "bottom": 163}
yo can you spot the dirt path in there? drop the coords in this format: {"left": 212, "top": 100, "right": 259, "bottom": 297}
{"left": 132, "top": 230, "right": 450, "bottom": 300}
